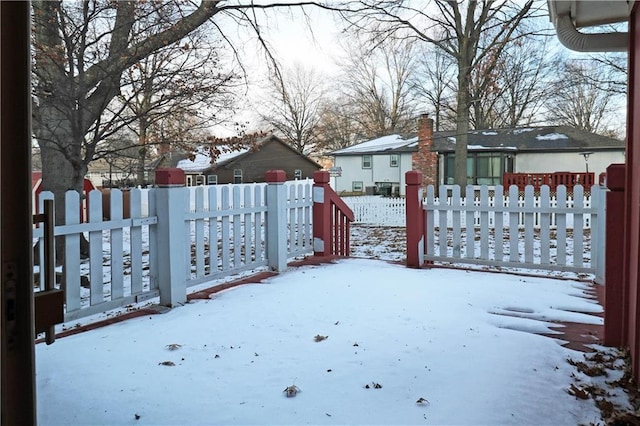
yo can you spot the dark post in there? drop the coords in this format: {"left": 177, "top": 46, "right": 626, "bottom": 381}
{"left": 604, "top": 163, "right": 626, "bottom": 347}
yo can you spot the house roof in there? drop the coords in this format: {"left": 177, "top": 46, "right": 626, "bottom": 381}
{"left": 148, "top": 134, "right": 320, "bottom": 173}
{"left": 331, "top": 126, "right": 624, "bottom": 156}
{"left": 433, "top": 126, "right": 624, "bottom": 153}
{"left": 175, "top": 145, "right": 250, "bottom": 173}
{"left": 332, "top": 134, "right": 418, "bottom": 156}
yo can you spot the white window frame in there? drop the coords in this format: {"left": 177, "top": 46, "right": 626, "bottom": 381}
{"left": 362, "top": 155, "right": 372, "bottom": 169}
{"left": 233, "top": 169, "right": 242, "bottom": 184}
{"left": 352, "top": 181, "right": 364, "bottom": 192}
{"left": 390, "top": 154, "right": 399, "bottom": 167}
{"left": 294, "top": 169, "right": 302, "bottom": 180}
{"left": 207, "top": 174, "right": 218, "bottom": 185}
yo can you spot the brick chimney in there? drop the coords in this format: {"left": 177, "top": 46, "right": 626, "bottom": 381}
{"left": 412, "top": 113, "right": 438, "bottom": 187}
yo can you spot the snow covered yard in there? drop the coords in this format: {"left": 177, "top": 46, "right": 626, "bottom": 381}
{"left": 36, "top": 258, "right": 629, "bottom": 425}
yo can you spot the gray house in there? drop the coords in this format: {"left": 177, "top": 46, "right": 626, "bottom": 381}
{"left": 331, "top": 118, "right": 625, "bottom": 194}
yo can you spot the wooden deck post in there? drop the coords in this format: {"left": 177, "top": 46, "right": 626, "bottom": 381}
{"left": 155, "top": 168, "right": 188, "bottom": 307}
{"left": 604, "top": 163, "right": 627, "bottom": 347}
{"left": 265, "top": 170, "right": 288, "bottom": 271}
{"left": 406, "top": 171, "right": 424, "bottom": 268}
{"left": 313, "top": 171, "right": 332, "bottom": 256}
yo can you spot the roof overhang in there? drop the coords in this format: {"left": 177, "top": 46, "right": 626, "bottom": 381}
{"left": 547, "top": 0, "right": 633, "bottom": 52}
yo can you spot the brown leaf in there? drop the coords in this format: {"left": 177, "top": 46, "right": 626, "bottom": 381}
{"left": 568, "top": 383, "right": 589, "bottom": 400}
{"left": 314, "top": 335, "right": 328, "bottom": 342}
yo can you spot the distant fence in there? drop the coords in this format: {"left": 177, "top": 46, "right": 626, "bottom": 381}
{"left": 344, "top": 196, "right": 406, "bottom": 226}
{"left": 503, "top": 172, "right": 595, "bottom": 192}
{"left": 406, "top": 172, "right": 605, "bottom": 278}
{"left": 344, "top": 190, "right": 597, "bottom": 229}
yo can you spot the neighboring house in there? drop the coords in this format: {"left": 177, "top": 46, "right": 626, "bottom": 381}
{"left": 331, "top": 114, "right": 625, "bottom": 195}
{"left": 148, "top": 134, "right": 320, "bottom": 185}
{"left": 86, "top": 156, "right": 141, "bottom": 188}
{"left": 331, "top": 134, "right": 419, "bottom": 197}
{"left": 434, "top": 126, "right": 625, "bottom": 186}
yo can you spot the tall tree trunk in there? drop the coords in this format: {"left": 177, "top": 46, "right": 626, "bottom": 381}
{"left": 454, "top": 68, "right": 470, "bottom": 187}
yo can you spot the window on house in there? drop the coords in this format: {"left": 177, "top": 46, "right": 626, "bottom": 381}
{"left": 352, "top": 181, "right": 364, "bottom": 192}
{"left": 186, "top": 175, "right": 193, "bottom": 186}
{"left": 233, "top": 169, "right": 242, "bottom": 184}
{"left": 294, "top": 169, "right": 302, "bottom": 180}
{"left": 362, "top": 155, "right": 372, "bottom": 169}
{"left": 196, "top": 175, "right": 205, "bottom": 186}
{"left": 390, "top": 154, "right": 399, "bottom": 167}
{"left": 207, "top": 175, "right": 218, "bottom": 185}
{"left": 444, "top": 153, "right": 512, "bottom": 185}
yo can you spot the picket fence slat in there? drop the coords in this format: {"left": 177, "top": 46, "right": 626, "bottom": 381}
{"left": 524, "top": 186, "right": 534, "bottom": 264}
{"left": 494, "top": 185, "right": 504, "bottom": 262}
{"left": 508, "top": 186, "right": 519, "bottom": 263}
{"left": 110, "top": 189, "right": 124, "bottom": 300}
{"left": 64, "top": 191, "right": 81, "bottom": 312}
{"left": 540, "top": 186, "right": 551, "bottom": 266}
{"left": 557, "top": 186, "right": 568, "bottom": 266}
{"left": 574, "top": 185, "right": 585, "bottom": 268}
{"left": 88, "top": 191, "right": 104, "bottom": 305}
{"left": 130, "top": 189, "right": 143, "bottom": 295}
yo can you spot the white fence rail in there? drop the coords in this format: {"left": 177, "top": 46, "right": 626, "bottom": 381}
{"left": 422, "top": 184, "right": 605, "bottom": 277}
{"left": 33, "top": 180, "right": 314, "bottom": 322}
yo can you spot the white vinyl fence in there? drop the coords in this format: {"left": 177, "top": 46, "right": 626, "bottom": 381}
{"left": 344, "top": 196, "right": 406, "bottom": 226}
{"left": 422, "top": 184, "right": 605, "bottom": 277}
{"left": 33, "top": 180, "right": 314, "bottom": 322}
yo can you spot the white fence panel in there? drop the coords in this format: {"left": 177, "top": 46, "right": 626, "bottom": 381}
{"left": 423, "top": 184, "right": 603, "bottom": 274}
{"left": 33, "top": 180, "right": 315, "bottom": 322}
{"left": 33, "top": 189, "right": 159, "bottom": 322}
{"left": 344, "top": 196, "right": 406, "bottom": 226}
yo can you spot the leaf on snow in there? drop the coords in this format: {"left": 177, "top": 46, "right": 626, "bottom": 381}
{"left": 416, "top": 397, "right": 430, "bottom": 405}
{"left": 568, "top": 383, "right": 590, "bottom": 400}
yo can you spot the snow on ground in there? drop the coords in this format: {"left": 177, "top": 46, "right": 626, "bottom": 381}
{"left": 36, "top": 224, "right": 635, "bottom": 424}
{"left": 37, "top": 257, "right": 612, "bottom": 425}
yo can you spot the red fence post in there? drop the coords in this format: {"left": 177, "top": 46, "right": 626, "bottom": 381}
{"left": 406, "top": 171, "right": 424, "bottom": 268}
{"left": 604, "top": 163, "right": 627, "bottom": 347}
{"left": 313, "top": 170, "right": 332, "bottom": 256}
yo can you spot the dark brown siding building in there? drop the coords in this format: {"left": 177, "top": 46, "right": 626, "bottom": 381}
{"left": 149, "top": 135, "right": 321, "bottom": 185}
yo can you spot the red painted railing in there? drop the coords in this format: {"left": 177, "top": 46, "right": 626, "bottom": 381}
{"left": 313, "top": 171, "right": 355, "bottom": 257}
{"left": 503, "top": 172, "right": 595, "bottom": 192}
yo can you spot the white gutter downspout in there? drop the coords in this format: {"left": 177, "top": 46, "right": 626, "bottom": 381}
{"left": 556, "top": 14, "right": 628, "bottom": 52}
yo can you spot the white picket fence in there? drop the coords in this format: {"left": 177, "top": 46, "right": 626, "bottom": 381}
{"left": 33, "top": 180, "right": 314, "bottom": 321}
{"left": 345, "top": 196, "right": 406, "bottom": 226}
{"left": 344, "top": 192, "right": 598, "bottom": 229}
{"left": 422, "top": 184, "right": 605, "bottom": 277}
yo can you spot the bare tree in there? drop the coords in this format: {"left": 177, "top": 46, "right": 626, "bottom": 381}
{"left": 412, "top": 44, "right": 457, "bottom": 131}
{"left": 31, "top": 0, "right": 335, "bottom": 226}
{"left": 338, "top": 36, "right": 418, "bottom": 138}
{"left": 337, "top": 0, "right": 537, "bottom": 185}
{"left": 547, "top": 59, "right": 623, "bottom": 136}
{"left": 115, "top": 22, "right": 239, "bottom": 186}
{"left": 314, "top": 97, "right": 362, "bottom": 152}
{"left": 469, "top": 29, "right": 558, "bottom": 129}
{"left": 260, "top": 63, "right": 325, "bottom": 154}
